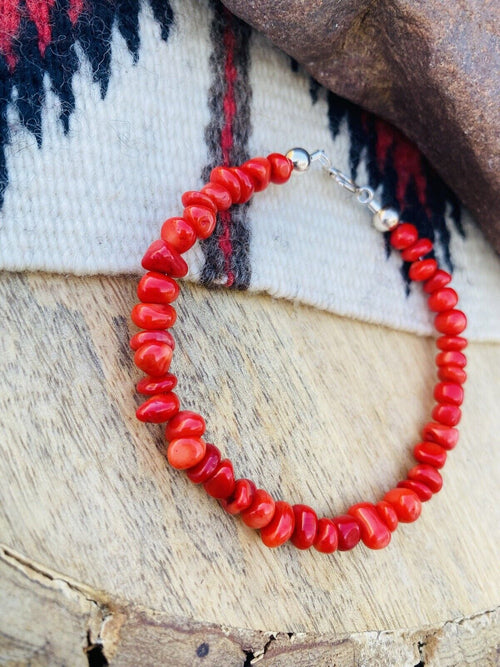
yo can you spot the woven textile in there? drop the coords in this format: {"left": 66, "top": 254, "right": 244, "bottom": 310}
{"left": 0, "top": 0, "right": 499, "bottom": 340}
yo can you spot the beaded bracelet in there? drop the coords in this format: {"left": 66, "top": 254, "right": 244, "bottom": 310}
{"left": 129, "top": 148, "right": 467, "bottom": 553}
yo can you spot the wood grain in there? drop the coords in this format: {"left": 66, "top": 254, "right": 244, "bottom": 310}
{"left": 0, "top": 271, "right": 499, "bottom": 664}
{"left": 2, "top": 544, "right": 498, "bottom": 666}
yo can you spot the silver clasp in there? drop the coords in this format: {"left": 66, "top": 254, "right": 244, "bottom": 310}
{"left": 285, "top": 147, "right": 399, "bottom": 232}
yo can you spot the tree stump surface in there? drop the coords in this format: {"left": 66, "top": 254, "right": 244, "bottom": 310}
{"left": 0, "top": 271, "right": 498, "bottom": 666}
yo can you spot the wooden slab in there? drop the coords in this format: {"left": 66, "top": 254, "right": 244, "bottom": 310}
{"left": 0, "top": 271, "right": 498, "bottom": 664}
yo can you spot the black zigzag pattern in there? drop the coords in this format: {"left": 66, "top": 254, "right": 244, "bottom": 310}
{"left": 0, "top": 0, "right": 174, "bottom": 209}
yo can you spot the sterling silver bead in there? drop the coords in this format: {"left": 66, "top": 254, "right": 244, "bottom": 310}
{"left": 285, "top": 147, "right": 311, "bottom": 172}
{"left": 372, "top": 207, "right": 400, "bottom": 232}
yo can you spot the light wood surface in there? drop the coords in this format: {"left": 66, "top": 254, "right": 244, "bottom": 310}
{"left": 0, "top": 271, "right": 498, "bottom": 665}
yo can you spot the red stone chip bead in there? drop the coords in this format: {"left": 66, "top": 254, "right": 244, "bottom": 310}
{"left": 131, "top": 303, "right": 176, "bottom": 330}
{"left": 423, "top": 269, "right": 452, "bottom": 294}
{"left": 160, "top": 217, "right": 197, "bottom": 253}
{"left": 376, "top": 501, "right": 398, "bottom": 532}
{"left": 436, "top": 350, "right": 467, "bottom": 368}
{"left": 183, "top": 205, "right": 217, "bottom": 239}
{"left": 203, "top": 459, "right": 235, "bottom": 499}
{"left": 401, "top": 238, "right": 433, "bottom": 262}
{"left": 136, "top": 373, "right": 177, "bottom": 396}
{"left": 181, "top": 190, "right": 218, "bottom": 214}
{"left": 434, "top": 382, "right": 464, "bottom": 406}
{"left": 422, "top": 422, "right": 459, "bottom": 450}
{"left": 436, "top": 335, "right": 467, "bottom": 351}
{"left": 313, "top": 518, "right": 339, "bottom": 553}
{"left": 389, "top": 222, "right": 418, "bottom": 250}
{"left": 397, "top": 479, "right": 433, "bottom": 502}
{"left": 221, "top": 479, "right": 256, "bottom": 515}
{"left": 210, "top": 166, "right": 242, "bottom": 202}
{"left": 130, "top": 329, "right": 175, "bottom": 351}
{"left": 136, "top": 392, "right": 180, "bottom": 423}
{"left": 267, "top": 153, "right": 293, "bottom": 184}
{"left": 434, "top": 309, "right": 467, "bottom": 335}
{"left": 408, "top": 464, "right": 443, "bottom": 493}
{"left": 413, "top": 441, "right": 447, "bottom": 469}
{"left": 168, "top": 437, "right": 207, "bottom": 470}
{"left": 134, "top": 342, "right": 172, "bottom": 377}
{"left": 201, "top": 182, "right": 232, "bottom": 210}
{"left": 332, "top": 514, "right": 361, "bottom": 551}
{"left": 383, "top": 488, "right": 422, "bottom": 523}
{"left": 261, "top": 501, "right": 295, "bottom": 548}
{"left": 348, "top": 503, "right": 391, "bottom": 549}
{"left": 138, "top": 272, "right": 179, "bottom": 304}
{"left": 438, "top": 365, "right": 467, "bottom": 384}
{"left": 240, "top": 489, "right": 275, "bottom": 529}
{"left": 409, "top": 259, "right": 437, "bottom": 282}
{"left": 166, "top": 411, "right": 206, "bottom": 442}
{"left": 186, "top": 443, "right": 221, "bottom": 484}
{"left": 432, "top": 403, "right": 461, "bottom": 426}
{"left": 230, "top": 167, "right": 254, "bottom": 203}
{"left": 141, "top": 239, "right": 188, "bottom": 277}
{"left": 428, "top": 288, "right": 458, "bottom": 312}
{"left": 240, "top": 157, "right": 271, "bottom": 192}
{"left": 291, "top": 504, "right": 318, "bottom": 550}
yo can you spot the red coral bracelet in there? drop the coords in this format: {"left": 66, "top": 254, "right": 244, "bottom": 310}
{"left": 129, "top": 148, "right": 467, "bottom": 553}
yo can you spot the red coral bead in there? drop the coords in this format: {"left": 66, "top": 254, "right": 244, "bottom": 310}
{"left": 375, "top": 501, "right": 398, "bottom": 532}
{"left": 240, "top": 489, "right": 275, "bottom": 529}
{"left": 408, "top": 464, "right": 443, "bottom": 493}
{"left": 134, "top": 342, "right": 172, "bottom": 377}
{"left": 183, "top": 205, "right": 217, "bottom": 239}
{"left": 261, "top": 501, "right": 295, "bottom": 548}
{"left": 432, "top": 403, "right": 461, "bottom": 426}
{"left": 313, "top": 518, "right": 339, "bottom": 553}
{"left": 141, "top": 239, "right": 188, "bottom": 277}
{"left": 423, "top": 269, "right": 452, "bottom": 294}
{"left": 291, "top": 504, "right": 318, "bottom": 550}
{"left": 348, "top": 503, "right": 392, "bottom": 549}
{"left": 401, "top": 238, "right": 433, "bottom": 262}
{"left": 160, "top": 217, "right": 197, "bottom": 253}
{"left": 438, "top": 365, "right": 467, "bottom": 384}
{"left": 230, "top": 167, "right": 254, "bottom": 203}
{"left": 136, "top": 373, "right": 177, "bottom": 395}
{"left": 240, "top": 157, "right": 271, "bottom": 192}
{"left": 181, "top": 190, "right": 218, "bottom": 214}
{"left": 220, "top": 479, "right": 256, "bottom": 515}
{"left": 434, "top": 309, "right": 467, "bottom": 335}
{"left": 167, "top": 437, "right": 207, "bottom": 470}
{"left": 332, "top": 514, "right": 361, "bottom": 551}
{"left": 131, "top": 303, "right": 176, "bottom": 330}
{"left": 267, "top": 153, "right": 293, "bottom": 184}
{"left": 137, "top": 272, "right": 179, "bottom": 304}
{"left": 201, "top": 182, "right": 232, "bottom": 210}
{"left": 130, "top": 329, "right": 175, "bottom": 351}
{"left": 436, "top": 350, "right": 467, "bottom": 368}
{"left": 422, "top": 422, "right": 459, "bottom": 450}
{"left": 409, "top": 258, "right": 437, "bottom": 282}
{"left": 186, "top": 443, "right": 221, "bottom": 483}
{"left": 397, "top": 479, "right": 433, "bottom": 502}
{"left": 436, "top": 335, "right": 468, "bottom": 351}
{"left": 210, "top": 166, "right": 241, "bottom": 201}
{"left": 434, "top": 382, "right": 464, "bottom": 406}
{"left": 203, "top": 459, "right": 235, "bottom": 499}
{"left": 428, "top": 288, "right": 458, "bottom": 312}
{"left": 413, "top": 441, "right": 447, "bottom": 468}
{"left": 383, "top": 488, "right": 422, "bottom": 523}
{"left": 136, "top": 392, "right": 180, "bottom": 423}
{"left": 166, "top": 411, "right": 206, "bottom": 442}
{"left": 390, "top": 223, "right": 418, "bottom": 250}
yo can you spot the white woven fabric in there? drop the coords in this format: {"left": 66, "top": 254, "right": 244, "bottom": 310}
{"left": 0, "top": 0, "right": 499, "bottom": 342}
